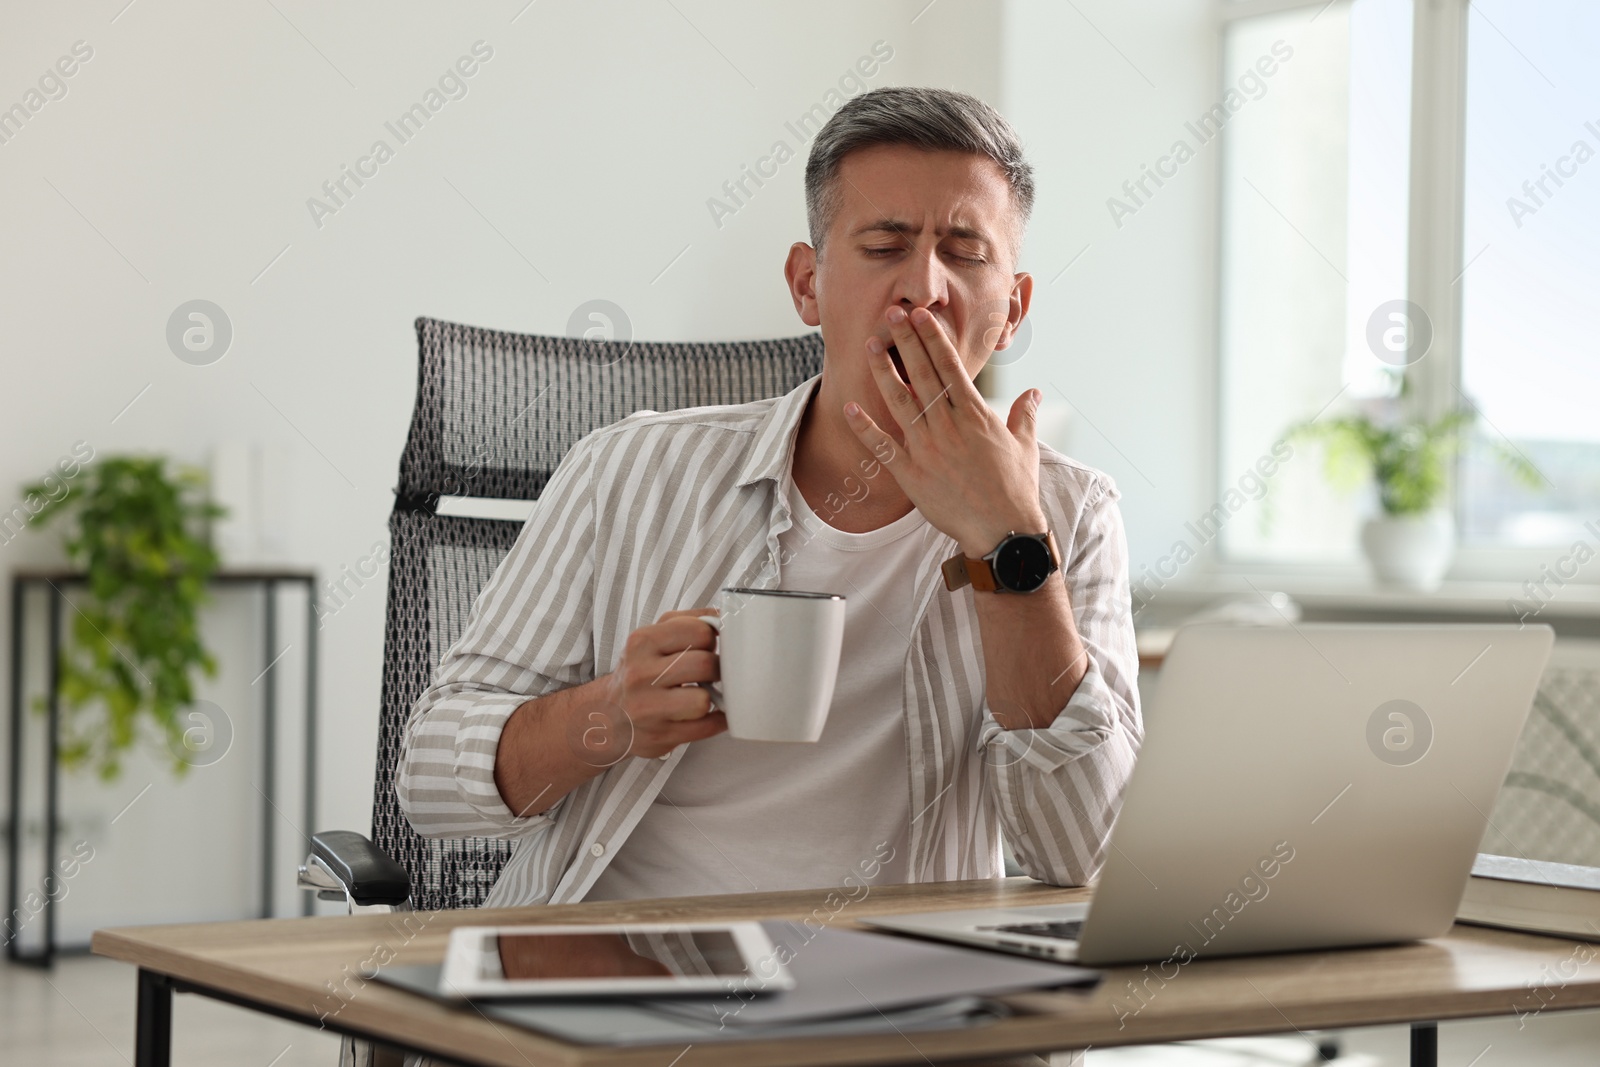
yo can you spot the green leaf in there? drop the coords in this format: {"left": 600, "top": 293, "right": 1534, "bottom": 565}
{"left": 26, "top": 456, "right": 227, "bottom": 779}
{"left": 1276, "top": 405, "right": 1530, "bottom": 520}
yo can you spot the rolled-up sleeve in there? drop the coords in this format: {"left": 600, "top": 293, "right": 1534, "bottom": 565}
{"left": 979, "top": 473, "right": 1143, "bottom": 886}
{"left": 396, "top": 431, "right": 601, "bottom": 841}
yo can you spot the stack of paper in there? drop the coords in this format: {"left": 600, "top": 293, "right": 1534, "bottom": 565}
{"left": 376, "top": 919, "right": 1099, "bottom": 1046}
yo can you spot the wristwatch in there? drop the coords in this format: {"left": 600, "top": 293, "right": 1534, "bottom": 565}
{"left": 942, "top": 530, "right": 1061, "bottom": 594}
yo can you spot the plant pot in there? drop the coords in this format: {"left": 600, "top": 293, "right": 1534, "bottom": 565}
{"left": 1359, "top": 512, "right": 1455, "bottom": 591}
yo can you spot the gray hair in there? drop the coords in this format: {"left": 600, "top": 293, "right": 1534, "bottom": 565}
{"left": 803, "top": 86, "right": 1035, "bottom": 257}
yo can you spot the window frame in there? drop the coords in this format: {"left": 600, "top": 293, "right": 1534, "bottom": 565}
{"left": 1210, "top": 0, "right": 1563, "bottom": 582}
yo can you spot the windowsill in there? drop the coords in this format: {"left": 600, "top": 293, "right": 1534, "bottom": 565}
{"left": 1137, "top": 562, "right": 1600, "bottom": 621}
{"left": 1132, "top": 564, "right": 1600, "bottom": 666}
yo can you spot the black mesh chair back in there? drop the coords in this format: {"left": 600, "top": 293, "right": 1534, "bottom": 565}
{"left": 374, "top": 316, "right": 825, "bottom": 912}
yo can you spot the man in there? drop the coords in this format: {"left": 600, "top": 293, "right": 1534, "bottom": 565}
{"left": 398, "top": 86, "right": 1141, "bottom": 907}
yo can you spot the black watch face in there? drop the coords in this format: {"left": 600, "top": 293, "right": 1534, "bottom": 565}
{"left": 993, "top": 536, "right": 1054, "bottom": 592}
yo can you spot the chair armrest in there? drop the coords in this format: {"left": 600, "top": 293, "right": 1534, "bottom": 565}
{"left": 308, "top": 830, "right": 410, "bottom": 907}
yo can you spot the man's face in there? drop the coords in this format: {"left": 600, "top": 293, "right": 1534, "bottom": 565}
{"left": 787, "top": 144, "right": 1030, "bottom": 410}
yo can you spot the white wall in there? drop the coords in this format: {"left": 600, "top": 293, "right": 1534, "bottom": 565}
{"left": 1, "top": 0, "right": 1225, "bottom": 929}
{"left": 2, "top": 0, "right": 1108, "bottom": 927}
{"left": 996, "top": 0, "right": 1220, "bottom": 575}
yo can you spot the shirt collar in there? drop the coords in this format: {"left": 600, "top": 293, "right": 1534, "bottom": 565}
{"left": 735, "top": 373, "right": 823, "bottom": 489}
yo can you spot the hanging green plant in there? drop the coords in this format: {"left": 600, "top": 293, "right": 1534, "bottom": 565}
{"left": 24, "top": 456, "right": 226, "bottom": 780}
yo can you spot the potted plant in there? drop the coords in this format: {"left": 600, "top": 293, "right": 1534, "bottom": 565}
{"left": 24, "top": 456, "right": 225, "bottom": 779}
{"left": 1285, "top": 401, "right": 1540, "bottom": 590}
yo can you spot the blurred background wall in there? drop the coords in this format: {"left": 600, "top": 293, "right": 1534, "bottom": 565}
{"left": 0, "top": 0, "right": 1247, "bottom": 929}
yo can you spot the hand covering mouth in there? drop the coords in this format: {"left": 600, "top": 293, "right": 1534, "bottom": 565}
{"left": 887, "top": 344, "right": 908, "bottom": 385}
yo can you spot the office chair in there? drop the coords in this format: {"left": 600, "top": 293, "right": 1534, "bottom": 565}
{"left": 295, "top": 315, "right": 824, "bottom": 1064}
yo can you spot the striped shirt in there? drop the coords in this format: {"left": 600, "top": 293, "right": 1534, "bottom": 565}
{"left": 397, "top": 374, "right": 1143, "bottom": 907}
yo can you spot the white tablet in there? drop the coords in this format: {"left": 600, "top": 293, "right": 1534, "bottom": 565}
{"left": 440, "top": 922, "right": 795, "bottom": 999}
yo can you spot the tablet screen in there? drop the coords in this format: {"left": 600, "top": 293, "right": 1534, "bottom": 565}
{"left": 494, "top": 929, "right": 752, "bottom": 981}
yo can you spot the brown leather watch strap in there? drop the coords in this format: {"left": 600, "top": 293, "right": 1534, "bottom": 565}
{"left": 941, "top": 553, "right": 995, "bottom": 592}
{"left": 942, "top": 530, "right": 1061, "bottom": 594}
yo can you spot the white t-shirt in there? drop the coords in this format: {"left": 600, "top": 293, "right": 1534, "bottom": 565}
{"left": 586, "top": 474, "right": 930, "bottom": 899}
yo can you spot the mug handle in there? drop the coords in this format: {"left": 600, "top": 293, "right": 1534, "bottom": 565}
{"left": 696, "top": 613, "right": 725, "bottom": 713}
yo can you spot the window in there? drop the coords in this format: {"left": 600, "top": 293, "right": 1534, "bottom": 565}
{"left": 1458, "top": 0, "right": 1600, "bottom": 547}
{"left": 1217, "top": 0, "right": 1414, "bottom": 563}
{"left": 1217, "top": 0, "right": 1600, "bottom": 565}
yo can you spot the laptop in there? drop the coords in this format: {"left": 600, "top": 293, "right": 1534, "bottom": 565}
{"left": 863, "top": 623, "right": 1554, "bottom": 967}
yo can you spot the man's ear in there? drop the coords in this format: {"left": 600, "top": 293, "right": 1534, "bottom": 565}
{"left": 784, "top": 242, "right": 821, "bottom": 328}
{"left": 995, "top": 271, "right": 1034, "bottom": 349}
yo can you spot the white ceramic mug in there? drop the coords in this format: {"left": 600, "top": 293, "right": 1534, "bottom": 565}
{"left": 703, "top": 587, "right": 847, "bottom": 742}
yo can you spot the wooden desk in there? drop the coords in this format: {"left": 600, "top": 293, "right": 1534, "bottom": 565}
{"left": 93, "top": 877, "right": 1600, "bottom": 1067}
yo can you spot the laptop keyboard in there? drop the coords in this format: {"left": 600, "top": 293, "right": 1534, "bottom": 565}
{"left": 979, "top": 920, "right": 1084, "bottom": 941}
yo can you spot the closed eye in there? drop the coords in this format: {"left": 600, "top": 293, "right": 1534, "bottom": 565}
{"left": 862, "top": 246, "right": 986, "bottom": 265}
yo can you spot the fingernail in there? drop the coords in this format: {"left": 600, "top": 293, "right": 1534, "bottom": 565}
{"left": 866, "top": 337, "right": 883, "bottom": 354}
{"left": 845, "top": 401, "right": 861, "bottom": 417}
{"left": 887, "top": 307, "right": 906, "bottom": 323}
{"left": 910, "top": 308, "right": 930, "bottom": 324}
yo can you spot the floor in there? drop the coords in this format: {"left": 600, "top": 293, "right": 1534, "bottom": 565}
{"left": 5, "top": 956, "right": 1600, "bottom": 1066}
{"left": 1, "top": 954, "right": 340, "bottom": 1067}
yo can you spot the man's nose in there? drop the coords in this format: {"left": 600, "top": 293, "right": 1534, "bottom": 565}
{"left": 892, "top": 243, "right": 950, "bottom": 313}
